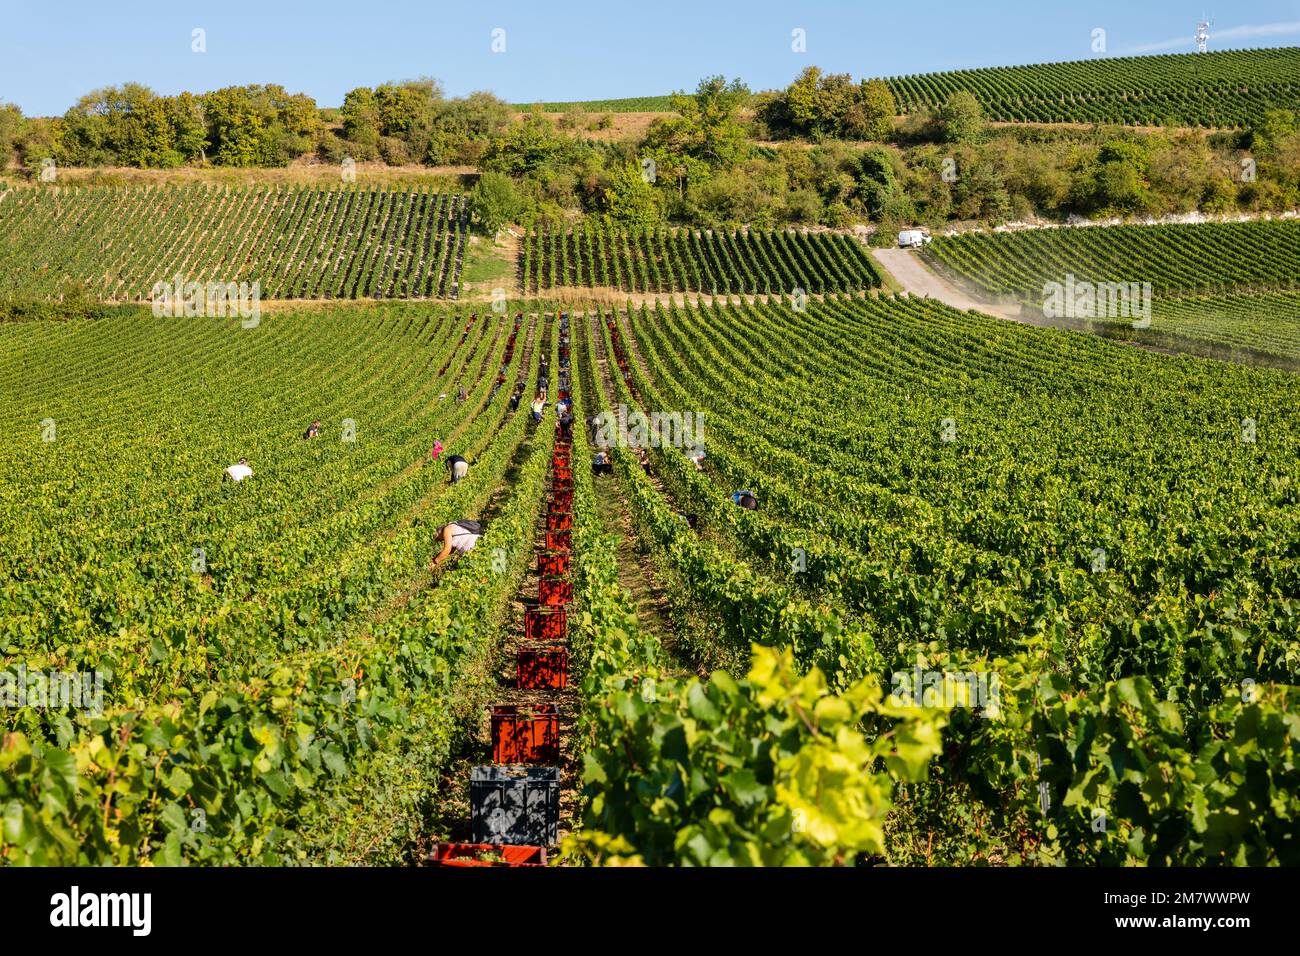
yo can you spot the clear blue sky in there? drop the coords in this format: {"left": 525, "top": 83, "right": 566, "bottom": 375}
{"left": 2, "top": 0, "right": 1299, "bottom": 115}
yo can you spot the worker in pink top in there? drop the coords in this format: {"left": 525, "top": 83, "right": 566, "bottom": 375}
{"left": 430, "top": 439, "right": 444, "bottom": 462}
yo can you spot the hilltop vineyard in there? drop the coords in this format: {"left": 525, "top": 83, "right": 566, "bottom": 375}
{"left": 521, "top": 219, "right": 883, "bottom": 295}
{"left": 0, "top": 185, "right": 469, "bottom": 302}
{"left": 886, "top": 47, "right": 1300, "bottom": 127}
{"left": 519, "top": 96, "right": 675, "bottom": 112}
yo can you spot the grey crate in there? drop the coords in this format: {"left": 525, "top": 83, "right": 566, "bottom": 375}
{"left": 470, "top": 765, "right": 560, "bottom": 846}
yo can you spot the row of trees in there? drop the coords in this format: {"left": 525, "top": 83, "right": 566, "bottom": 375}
{"left": 757, "top": 67, "right": 896, "bottom": 140}
{"left": 337, "top": 80, "right": 513, "bottom": 166}
{"left": 5, "top": 71, "right": 1298, "bottom": 235}
{"left": 0, "top": 80, "right": 515, "bottom": 171}
{"left": 45, "top": 84, "right": 319, "bottom": 168}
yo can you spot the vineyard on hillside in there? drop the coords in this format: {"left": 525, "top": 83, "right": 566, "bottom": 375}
{"left": 0, "top": 185, "right": 469, "bottom": 302}
{"left": 927, "top": 220, "right": 1300, "bottom": 296}
{"left": 0, "top": 305, "right": 553, "bottom": 862}
{"left": 1087, "top": 291, "right": 1300, "bottom": 366}
{"left": 521, "top": 219, "right": 883, "bottom": 294}
{"left": 517, "top": 96, "right": 675, "bottom": 112}
{"left": 885, "top": 46, "right": 1300, "bottom": 127}
{"left": 519, "top": 47, "right": 1300, "bottom": 128}
{"left": 573, "top": 296, "right": 1300, "bottom": 865}
{"left": 924, "top": 220, "right": 1300, "bottom": 363}
{"left": 3, "top": 296, "right": 1296, "bottom": 866}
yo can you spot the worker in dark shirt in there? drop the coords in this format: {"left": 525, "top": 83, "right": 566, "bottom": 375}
{"left": 446, "top": 454, "right": 469, "bottom": 484}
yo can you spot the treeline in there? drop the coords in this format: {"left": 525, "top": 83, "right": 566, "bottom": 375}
{"left": 500, "top": 75, "right": 1300, "bottom": 234}
{"left": 4, "top": 69, "right": 1299, "bottom": 235}
{"left": 755, "top": 67, "right": 897, "bottom": 141}
{"left": 2, "top": 85, "right": 318, "bottom": 169}
{"left": 0, "top": 79, "right": 512, "bottom": 171}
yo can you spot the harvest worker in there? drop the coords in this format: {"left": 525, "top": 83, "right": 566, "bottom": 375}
{"left": 687, "top": 447, "right": 706, "bottom": 471}
{"left": 431, "top": 519, "right": 483, "bottom": 567}
{"left": 429, "top": 439, "right": 444, "bottom": 462}
{"left": 303, "top": 420, "right": 322, "bottom": 440}
{"left": 592, "top": 448, "right": 613, "bottom": 477}
{"left": 223, "top": 458, "right": 253, "bottom": 483}
{"left": 731, "top": 490, "right": 758, "bottom": 511}
{"left": 531, "top": 396, "right": 546, "bottom": 423}
{"left": 445, "top": 453, "right": 469, "bottom": 484}
{"left": 457, "top": 385, "right": 469, "bottom": 404}
{"left": 558, "top": 408, "right": 575, "bottom": 440}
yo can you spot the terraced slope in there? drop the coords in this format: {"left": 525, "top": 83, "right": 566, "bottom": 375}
{"left": 0, "top": 185, "right": 469, "bottom": 301}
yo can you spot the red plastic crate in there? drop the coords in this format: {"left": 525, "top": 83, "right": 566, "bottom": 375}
{"left": 517, "top": 646, "right": 569, "bottom": 689}
{"left": 545, "top": 529, "right": 571, "bottom": 552}
{"left": 538, "top": 577, "right": 573, "bottom": 607}
{"left": 546, "top": 511, "right": 573, "bottom": 533}
{"left": 491, "top": 704, "right": 559, "bottom": 764}
{"left": 550, "top": 488, "right": 573, "bottom": 511}
{"left": 524, "top": 606, "right": 567, "bottom": 642}
{"left": 428, "top": 843, "right": 548, "bottom": 867}
{"left": 552, "top": 475, "right": 573, "bottom": 493}
{"left": 554, "top": 465, "right": 573, "bottom": 482}
{"left": 537, "top": 551, "right": 571, "bottom": 577}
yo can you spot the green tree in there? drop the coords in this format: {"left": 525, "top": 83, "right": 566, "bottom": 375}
{"left": 854, "top": 148, "right": 899, "bottom": 219}
{"left": 202, "top": 85, "right": 318, "bottom": 167}
{"left": 642, "top": 75, "right": 751, "bottom": 173}
{"left": 937, "top": 91, "right": 986, "bottom": 144}
{"left": 470, "top": 171, "right": 524, "bottom": 233}
{"left": 341, "top": 87, "right": 381, "bottom": 153}
{"left": 784, "top": 67, "right": 823, "bottom": 132}
{"left": 602, "top": 161, "right": 664, "bottom": 226}
{"left": 168, "top": 92, "right": 208, "bottom": 163}
{"left": 0, "top": 103, "right": 23, "bottom": 165}
{"left": 847, "top": 79, "right": 896, "bottom": 141}
{"left": 482, "top": 114, "right": 576, "bottom": 176}
{"left": 1250, "top": 109, "right": 1296, "bottom": 155}
{"left": 58, "top": 88, "right": 122, "bottom": 166}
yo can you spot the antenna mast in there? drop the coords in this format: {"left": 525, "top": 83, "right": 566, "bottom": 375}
{"left": 1195, "top": 16, "right": 1211, "bottom": 53}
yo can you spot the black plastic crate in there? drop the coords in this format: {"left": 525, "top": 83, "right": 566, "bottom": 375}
{"left": 470, "top": 765, "right": 560, "bottom": 846}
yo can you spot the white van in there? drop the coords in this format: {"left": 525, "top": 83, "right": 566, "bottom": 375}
{"left": 898, "top": 229, "right": 932, "bottom": 249}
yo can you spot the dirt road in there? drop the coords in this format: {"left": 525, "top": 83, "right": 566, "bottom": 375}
{"left": 872, "top": 247, "right": 1028, "bottom": 323}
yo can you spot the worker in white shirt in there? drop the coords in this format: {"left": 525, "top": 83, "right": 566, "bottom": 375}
{"left": 224, "top": 458, "right": 253, "bottom": 482}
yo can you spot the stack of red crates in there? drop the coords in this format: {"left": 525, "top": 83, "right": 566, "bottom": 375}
{"left": 437, "top": 320, "right": 579, "bottom": 868}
